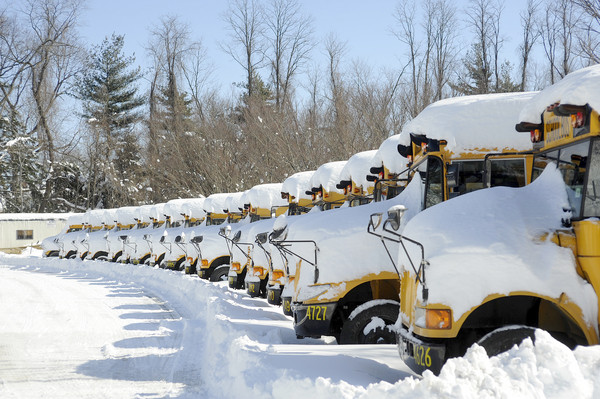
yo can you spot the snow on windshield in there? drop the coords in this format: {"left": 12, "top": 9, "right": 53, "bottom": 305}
{"left": 398, "top": 165, "right": 598, "bottom": 325}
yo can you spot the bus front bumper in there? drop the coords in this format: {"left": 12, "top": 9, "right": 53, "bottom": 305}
{"left": 397, "top": 324, "right": 446, "bottom": 375}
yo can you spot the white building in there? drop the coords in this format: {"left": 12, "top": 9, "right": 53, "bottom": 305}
{"left": 0, "top": 213, "right": 71, "bottom": 252}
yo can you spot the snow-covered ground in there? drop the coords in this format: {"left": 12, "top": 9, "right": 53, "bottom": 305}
{"left": 1, "top": 251, "right": 600, "bottom": 398}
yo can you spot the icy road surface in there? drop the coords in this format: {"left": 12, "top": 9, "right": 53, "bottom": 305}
{"left": 1, "top": 252, "right": 600, "bottom": 398}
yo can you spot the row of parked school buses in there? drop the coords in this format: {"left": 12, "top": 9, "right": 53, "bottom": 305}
{"left": 42, "top": 65, "right": 600, "bottom": 376}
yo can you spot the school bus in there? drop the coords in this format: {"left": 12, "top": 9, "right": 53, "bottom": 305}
{"left": 395, "top": 66, "right": 600, "bottom": 374}
{"left": 288, "top": 92, "right": 535, "bottom": 344}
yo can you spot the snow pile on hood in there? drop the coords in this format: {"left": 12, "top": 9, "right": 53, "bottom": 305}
{"left": 242, "top": 183, "right": 288, "bottom": 209}
{"left": 310, "top": 161, "right": 347, "bottom": 193}
{"left": 520, "top": 64, "right": 600, "bottom": 124}
{"left": 372, "top": 134, "right": 410, "bottom": 175}
{"left": 282, "top": 171, "right": 315, "bottom": 201}
{"left": 399, "top": 165, "right": 598, "bottom": 324}
{"left": 339, "top": 150, "right": 378, "bottom": 190}
{"left": 399, "top": 92, "right": 536, "bottom": 154}
{"left": 285, "top": 177, "right": 423, "bottom": 295}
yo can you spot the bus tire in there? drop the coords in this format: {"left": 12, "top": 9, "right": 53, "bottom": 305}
{"left": 339, "top": 302, "right": 399, "bottom": 344}
{"left": 476, "top": 325, "right": 536, "bottom": 357}
{"left": 210, "top": 265, "right": 229, "bottom": 282}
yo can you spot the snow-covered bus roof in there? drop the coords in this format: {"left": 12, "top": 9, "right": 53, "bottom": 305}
{"left": 224, "top": 191, "right": 246, "bottom": 213}
{"left": 372, "top": 134, "right": 410, "bottom": 175}
{"left": 116, "top": 206, "right": 139, "bottom": 226}
{"left": 204, "top": 193, "right": 238, "bottom": 214}
{"left": 135, "top": 204, "right": 155, "bottom": 222}
{"left": 102, "top": 209, "right": 118, "bottom": 225}
{"left": 310, "top": 161, "right": 347, "bottom": 193}
{"left": 519, "top": 65, "right": 600, "bottom": 124}
{"left": 164, "top": 199, "right": 191, "bottom": 221}
{"left": 85, "top": 209, "right": 105, "bottom": 226}
{"left": 339, "top": 150, "right": 378, "bottom": 189}
{"left": 399, "top": 92, "right": 537, "bottom": 153}
{"left": 282, "top": 171, "right": 315, "bottom": 201}
{"left": 149, "top": 203, "right": 166, "bottom": 221}
{"left": 180, "top": 197, "right": 206, "bottom": 219}
{"left": 241, "top": 183, "right": 288, "bottom": 209}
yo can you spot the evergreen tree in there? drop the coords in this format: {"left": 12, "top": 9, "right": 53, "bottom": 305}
{"left": 74, "top": 34, "right": 145, "bottom": 208}
{"left": 0, "top": 110, "right": 42, "bottom": 212}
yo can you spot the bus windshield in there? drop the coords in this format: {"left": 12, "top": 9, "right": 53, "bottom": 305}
{"left": 533, "top": 139, "right": 600, "bottom": 219}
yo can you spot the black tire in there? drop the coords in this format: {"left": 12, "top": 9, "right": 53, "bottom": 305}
{"left": 476, "top": 326, "right": 537, "bottom": 357}
{"left": 339, "top": 302, "right": 400, "bottom": 344}
{"left": 210, "top": 265, "right": 230, "bottom": 282}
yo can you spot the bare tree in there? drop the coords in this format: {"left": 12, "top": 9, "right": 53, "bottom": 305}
{"left": 222, "top": 0, "right": 265, "bottom": 98}
{"left": 263, "top": 0, "right": 314, "bottom": 110}
{"left": 571, "top": 0, "right": 600, "bottom": 63}
{"left": 431, "top": 0, "right": 458, "bottom": 100}
{"left": 519, "top": 0, "right": 541, "bottom": 91}
{"left": 540, "top": 0, "right": 576, "bottom": 83}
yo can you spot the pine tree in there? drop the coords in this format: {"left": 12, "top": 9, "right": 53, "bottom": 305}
{"left": 74, "top": 34, "right": 145, "bottom": 208}
{"left": 0, "top": 110, "right": 42, "bottom": 212}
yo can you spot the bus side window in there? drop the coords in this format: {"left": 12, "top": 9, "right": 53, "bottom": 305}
{"left": 584, "top": 140, "right": 600, "bottom": 217}
{"left": 490, "top": 159, "right": 526, "bottom": 188}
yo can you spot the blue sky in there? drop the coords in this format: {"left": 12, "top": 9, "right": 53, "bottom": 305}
{"left": 79, "top": 0, "right": 528, "bottom": 98}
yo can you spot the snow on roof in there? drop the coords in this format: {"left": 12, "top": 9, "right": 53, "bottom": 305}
{"left": 164, "top": 199, "right": 191, "bottom": 221}
{"left": 149, "top": 203, "right": 166, "bottom": 220}
{"left": 180, "top": 198, "right": 206, "bottom": 219}
{"left": 281, "top": 171, "right": 315, "bottom": 201}
{"left": 399, "top": 165, "right": 598, "bottom": 325}
{"left": 224, "top": 191, "right": 246, "bottom": 213}
{"left": 116, "top": 206, "right": 138, "bottom": 225}
{"left": 372, "top": 134, "right": 410, "bottom": 175}
{"left": 339, "top": 150, "right": 378, "bottom": 189}
{"left": 241, "top": 183, "right": 288, "bottom": 209}
{"left": 136, "top": 205, "right": 154, "bottom": 221}
{"left": 66, "top": 213, "right": 84, "bottom": 225}
{"left": 85, "top": 209, "right": 105, "bottom": 226}
{"left": 310, "top": 161, "right": 347, "bottom": 193}
{"left": 519, "top": 65, "right": 600, "bottom": 124}
{"left": 204, "top": 193, "right": 238, "bottom": 214}
{"left": 102, "top": 209, "right": 118, "bottom": 224}
{"left": 400, "top": 92, "right": 537, "bottom": 153}
{"left": 0, "top": 213, "right": 76, "bottom": 222}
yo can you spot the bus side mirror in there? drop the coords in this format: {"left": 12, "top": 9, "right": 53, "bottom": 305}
{"left": 270, "top": 226, "right": 287, "bottom": 241}
{"left": 368, "top": 213, "right": 383, "bottom": 231}
{"left": 366, "top": 175, "right": 378, "bottom": 182}
{"left": 386, "top": 205, "right": 407, "bottom": 231}
{"left": 191, "top": 236, "right": 203, "bottom": 244}
{"left": 446, "top": 163, "right": 459, "bottom": 189}
{"left": 175, "top": 235, "right": 183, "bottom": 243}
{"left": 256, "top": 232, "right": 268, "bottom": 244}
{"left": 232, "top": 230, "right": 242, "bottom": 243}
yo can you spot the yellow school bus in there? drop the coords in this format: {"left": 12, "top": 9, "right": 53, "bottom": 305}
{"left": 290, "top": 93, "right": 536, "bottom": 344}
{"left": 395, "top": 67, "right": 600, "bottom": 374}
